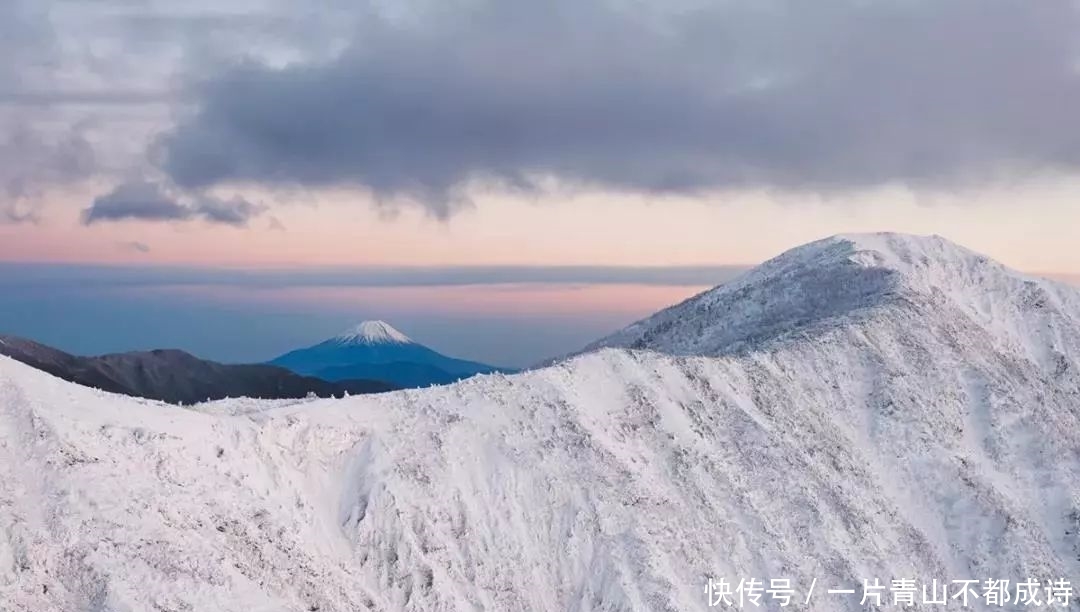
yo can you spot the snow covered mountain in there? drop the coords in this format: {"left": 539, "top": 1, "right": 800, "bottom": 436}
{"left": 269, "top": 320, "right": 507, "bottom": 388}
{"left": 585, "top": 232, "right": 1080, "bottom": 369}
{"left": 3, "top": 233, "right": 1080, "bottom": 611}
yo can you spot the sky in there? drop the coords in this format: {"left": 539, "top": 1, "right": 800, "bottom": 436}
{"left": 2, "top": 0, "right": 1080, "bottom": 366}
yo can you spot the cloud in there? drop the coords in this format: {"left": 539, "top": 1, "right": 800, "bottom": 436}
{"left": 2, "top": 206, "right": 39, "bottom": 225}
{"left": 0, "top": 90, "right": 175, "bottom": 107}
{"left": 158, "top": 0, "right": 1080, "bottom": 215}
{"left": 117, "top": 241, "right": 151, "bottom": 253}
{"left": 0, "top": 0, "right": 51, "bottom": 81}
{"left": 0, "top": 0, "right": 102, "bottom": 217}
{"left": 82, "top": 181, "right": 191, "bottom": 223}
{"left": 82, "top": 180, "right": 265, "bottom": 226}
{"left": 1, "top": 120, "right": 97, "bottom": 215}
{"left": 193, "top": 196, "right": 266, "bottom": 227}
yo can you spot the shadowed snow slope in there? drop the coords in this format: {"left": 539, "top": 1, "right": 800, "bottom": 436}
{"left": 3, "top": 233, "right": 1080, "bottom": 611}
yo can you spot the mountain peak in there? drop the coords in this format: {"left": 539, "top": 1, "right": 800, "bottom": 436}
{"left": 772, "top": 232, "right": 1023, "bottom": 301}
{"left": 801, "top": 232, "right": 990, "bottom": 271}
{"left": 332, "top": 320, "right": 413, "bottom": 345}
{"left": 750, "top": 232, "right": 988, "bottom": 277}
{"left": 582, "top": 232, "right": 1079, "bottom": 360}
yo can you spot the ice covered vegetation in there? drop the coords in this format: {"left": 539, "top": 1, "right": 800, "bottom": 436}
{"left": 3, "top": 233, "right": 1080, "bottom": 611}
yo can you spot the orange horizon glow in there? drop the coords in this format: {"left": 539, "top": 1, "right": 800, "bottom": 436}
{"left": 118, "top": 282, "right": 715, "bottom": 318}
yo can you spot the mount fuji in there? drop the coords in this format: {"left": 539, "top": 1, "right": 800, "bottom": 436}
{"left": 268, "top": 320, "right": 507, "bottom": 389}
{"left": 3, "top": 233, "right": 1080, "bottom": 611}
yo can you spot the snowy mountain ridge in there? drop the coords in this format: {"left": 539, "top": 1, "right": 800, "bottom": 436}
{"left": 3, "top": 232, "right": 1080, "bottom": 611}
{"left": 0, "top": 335, "right": 397, "bottom": 403}
{"left": 585, "top": 232, "right": 1080, "bottom": 372}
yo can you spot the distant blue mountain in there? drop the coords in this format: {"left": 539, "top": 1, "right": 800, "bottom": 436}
{"left": 268, "top": 321, "right": 510, "bottom": 388}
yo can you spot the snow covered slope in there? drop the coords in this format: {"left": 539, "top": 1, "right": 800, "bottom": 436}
{"left": 585, "top": 233, "right": 1080, "bottom": 371}
{"left": 3, "top": 233, "right": 1080, "bottom": 611}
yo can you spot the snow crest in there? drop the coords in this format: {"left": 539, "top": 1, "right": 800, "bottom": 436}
{"left": 332, "top": 320, "right": 414, "bottom": 345}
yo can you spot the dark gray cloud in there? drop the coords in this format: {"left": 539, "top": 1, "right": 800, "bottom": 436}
{"left": 159, "top": 0, "right": 1080, "bottom": 215}
{"left": 82, "top": 181, "right": 192, "bottom": 223}
{"left": 192, "top": 195, "right": 267, "bottom": 226}
{"left": 82, "top": 180, "right": 265, "bottom": 226}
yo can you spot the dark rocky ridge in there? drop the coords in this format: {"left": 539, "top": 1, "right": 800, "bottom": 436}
{"left": 0, "top": 335, "right": 397, "bottom": 404}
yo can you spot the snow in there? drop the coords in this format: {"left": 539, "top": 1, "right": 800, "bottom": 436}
{"left": 2, "top": 233, "right": 1080, "bottom": 611}
{"left": 331, "top": 320, "right": 414, "bottom": 345}
{"left": 585, "top": 232, "right": 1080, "bottom": 372}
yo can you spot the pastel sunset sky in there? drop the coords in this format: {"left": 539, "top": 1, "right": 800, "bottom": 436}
{"left": 3, "top": 0, "right": 1080, "bottom": 366}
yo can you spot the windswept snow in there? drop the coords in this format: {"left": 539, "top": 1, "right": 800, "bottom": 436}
{"left": 2, "top": 233, "right": 1080, "bottom": 611}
